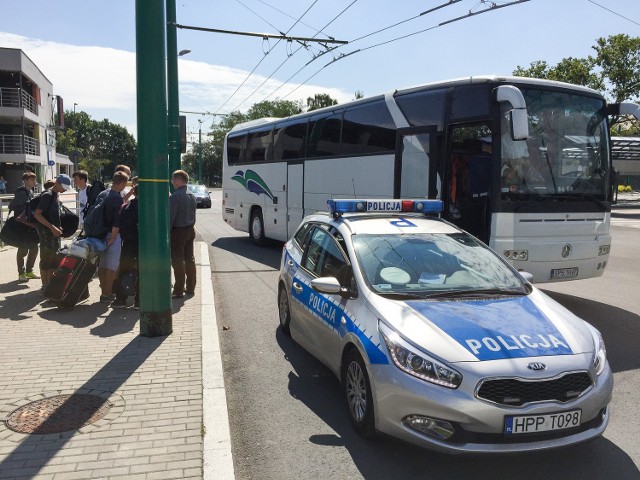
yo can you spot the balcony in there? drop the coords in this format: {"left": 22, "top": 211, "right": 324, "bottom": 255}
{"left": 0, "top": 134, "right": 39, "bottom": 156}
{"left": 0, "top": 87, "right": 37, "bottom": 114}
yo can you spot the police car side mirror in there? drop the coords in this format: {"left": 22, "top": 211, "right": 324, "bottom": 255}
{"left": 311, "top": 277, "right": 354, "bottom": 299}
{"left": 311, "top": 277, "right": 342, "bottom": 294}
{"left": 518, "top": 271, "right": 534, "bottom": 287}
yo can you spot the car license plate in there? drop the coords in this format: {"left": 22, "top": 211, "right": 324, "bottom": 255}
{"left": 505, "top": 409, "right": 581, "bottom": 435}
{"left": 550, "top": 267, "right": 578, "bottom": 279}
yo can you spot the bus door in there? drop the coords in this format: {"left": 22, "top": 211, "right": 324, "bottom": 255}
{"left": 287, "top": 162, "right": 304, "bottom": 237}
{"left": 394, "top": 126, "right": 439, "bottom": 199}
{"left": 445, "top": 124, "right": 493, "bottom": 243}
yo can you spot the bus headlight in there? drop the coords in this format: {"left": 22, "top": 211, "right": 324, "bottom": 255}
{"left": 380, "top": 323, "right": 462, "bottom": 388}
{"left": 504, "top": 249, "right": 528, "bottom": 261}
{"left": 598, "top": 245, "right": 610, "bottom": 256}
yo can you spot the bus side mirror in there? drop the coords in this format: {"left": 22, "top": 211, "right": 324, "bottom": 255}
{"left": 510, "top": 109, "right": 529, "bottom": 141}
{"left": 496, "top": 85, "right": 530, "bottom": 141}
{"left": 606, "top": 102, "right": 640, "bottom": 120}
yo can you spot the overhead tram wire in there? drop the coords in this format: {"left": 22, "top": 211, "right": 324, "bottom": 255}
{"left": 228, "top": 0, "right": 359, "bottom": 112}
{"left": 280, "top": 0, "right": 530, "bottom": 101}
{"left": 254, "top": 0, "right": 337, "bottom": 41}
{"left": 262, "top": 0, "right": 463, "bottom": 103}
{"left": 585, "top": 0, "right": 640, "bottom": 27}
{"left": 208, "top": 0, "right": 320, "bottom": 117}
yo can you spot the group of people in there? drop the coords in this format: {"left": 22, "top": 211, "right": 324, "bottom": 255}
{"left": 8, "top": 166, "right": 198, "bottom": 309}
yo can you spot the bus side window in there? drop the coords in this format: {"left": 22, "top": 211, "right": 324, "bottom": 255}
{"left": 342, "top": 101, "right": 396, "bottom": 155}
{"left": 274, "top": 121, "right": 307, "bottom": 161}
{"left": 227, "top": 133, "right": 246, "bottom": 165}
{"left": 307, "top": 111, "right": 343, "bottom": 158}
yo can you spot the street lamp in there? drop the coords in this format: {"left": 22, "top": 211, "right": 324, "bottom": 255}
{"left": 198, "top": 119, "right": 203, "bottom": 184}
{"left": 178, "top": 49, "right": 191, "bottom": 56}
{"left": 73, "top": 102, "right": 78, "bottom": 114}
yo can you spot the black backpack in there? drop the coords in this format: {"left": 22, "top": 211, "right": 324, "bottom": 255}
{"left": 82, "top": 179, "right": 107, "bottom": 218}
{"left": 82, "top": 194, "right": 110, "bottom": 239}
{"left": 25, "top": 194, "right": 43, "bottom": 222}
{"left": 118, "top": 199, "right": 138, "bottom": 243}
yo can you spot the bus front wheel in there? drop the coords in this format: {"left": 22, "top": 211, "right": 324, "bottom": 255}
{"left": 250, "top": 208, "right": 265, "bottom": 246}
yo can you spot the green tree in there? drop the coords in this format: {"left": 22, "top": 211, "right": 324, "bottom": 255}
{"left": 306, "top": 93, "right": 338, "bottom": 111}
{"left": 57, "top": 111, "right": 137, "bottom": 180}
{"left": 514, "top": 34, "right": 640, "bottom": 134}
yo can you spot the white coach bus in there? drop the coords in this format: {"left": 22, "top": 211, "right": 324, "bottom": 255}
{"left": 222, "top": 75, "right": 640, "bottom": 282}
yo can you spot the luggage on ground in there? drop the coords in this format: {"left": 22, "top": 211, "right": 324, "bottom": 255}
{"left": 44, "top": 255, "right": 97, "bottom": 309}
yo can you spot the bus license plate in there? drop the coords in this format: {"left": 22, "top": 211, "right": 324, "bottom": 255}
{"left": 550, "top": 267, "right": 578, "bottom": 279}
{"left": 505, "top": 410, "right": 581, "bottom": 435}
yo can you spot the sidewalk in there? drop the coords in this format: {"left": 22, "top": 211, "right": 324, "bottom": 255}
{"left": 0, "top": 242, "right": 234, "bottom": 480}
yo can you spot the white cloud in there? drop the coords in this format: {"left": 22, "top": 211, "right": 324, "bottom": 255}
{"left": 0, "top": 32, "right": 353, "bottom": 136}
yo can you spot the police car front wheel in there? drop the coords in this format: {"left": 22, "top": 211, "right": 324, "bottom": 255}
{"left": 278, "top": 285, "right": 291, "bottom": 335}
{"left": 342, "top": 349, "right": 376, "bottom": 438}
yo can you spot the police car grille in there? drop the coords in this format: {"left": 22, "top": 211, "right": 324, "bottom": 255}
{"left": 476, "top": 372, "right": 593, "bottom": 406}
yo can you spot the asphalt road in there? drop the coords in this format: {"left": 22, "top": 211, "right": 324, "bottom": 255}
{"left": 196, "top": 191, "right": 640, "bottom": 480}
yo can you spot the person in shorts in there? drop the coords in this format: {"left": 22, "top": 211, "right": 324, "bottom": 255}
{"left": 32, "top": 174, "right": 72, "bottom": 288}
{"left": 99, "top": 171, "right": 128, "bottom": 303}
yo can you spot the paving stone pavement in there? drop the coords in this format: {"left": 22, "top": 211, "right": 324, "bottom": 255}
{"left": 0, "top": 241, "right": 233, "bottom": 480}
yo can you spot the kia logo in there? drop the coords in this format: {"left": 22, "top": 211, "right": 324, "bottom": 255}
{"left": 561, "top": 244, "right": 572, "bottom": 258}
{"left": 528, "top": 362, "right": 546, "bottom": 371}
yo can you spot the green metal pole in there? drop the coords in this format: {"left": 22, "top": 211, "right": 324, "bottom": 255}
{"left": 136, "top": 0, "right": 172, "bottom": 336}
{"left": 198, "top": 120, "right": 203, "bottom": 184}
{"left": 166, "top": 0, "right": 180, "bottom": 191}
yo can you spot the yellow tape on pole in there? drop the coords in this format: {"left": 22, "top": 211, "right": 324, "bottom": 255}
{"left": 137, "top": 178, "right": 170, "bottom": 183}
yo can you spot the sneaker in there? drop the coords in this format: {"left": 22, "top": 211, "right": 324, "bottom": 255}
{"left": 18, "top": 273, "right": 28, "bottom": 283}
{"left": 100, "top": 294, "right": 115, "bottom": 304}
{"left": 111, "top": 299, "right": 128, "bottom": 309}
{"left": 171, "top": 292, "right": 184, "bottom": 299}
{"left": 25, "top": 271, "right": 40, "bottom": 280}
{"left": 184, "top": 290, "right": 195, "bottom": 296}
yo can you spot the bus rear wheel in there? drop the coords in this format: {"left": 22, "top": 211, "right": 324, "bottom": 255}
{"left": 250, "top": 208, "right": 265, "bottom": 246}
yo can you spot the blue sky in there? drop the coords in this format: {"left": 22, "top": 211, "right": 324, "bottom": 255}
{"left": 1, "top": 0, "right": 638, "bottom": 143}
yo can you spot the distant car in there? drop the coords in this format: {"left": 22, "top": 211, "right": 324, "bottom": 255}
{"left": 188, "top": 184, "right": 211, "bottom": 208}
{"left": 278, "top": 198, "right": 612, "bottom": 454}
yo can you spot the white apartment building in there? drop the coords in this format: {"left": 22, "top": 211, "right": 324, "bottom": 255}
{"left": 0, "top": 47, "right": 72, "bottom": 193}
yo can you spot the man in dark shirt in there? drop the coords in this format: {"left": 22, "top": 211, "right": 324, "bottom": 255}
{"left": 11, "top": 172, "right": 39, "bottom": 282}
{"left": 100, "top": 171, "right": 128, "bottom": 302}
{"left": 33, "top": 174, "right": 72, "bottom": 288}
{"left": 169, "top": 170, "right": 197, "bottom": 298}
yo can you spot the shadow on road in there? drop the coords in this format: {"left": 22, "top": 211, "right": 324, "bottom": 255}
{"left": 211, "top": 236, "right": 282, "bottom": 271}
{"left": 542, "top": 289, "right": 640, "bottom": 373}
{"left": 276, "top": 327, "right": 640, "bottom": 480}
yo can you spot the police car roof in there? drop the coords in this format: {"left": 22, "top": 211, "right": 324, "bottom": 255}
{"left": 307, "top": 213, "right": 461, "bottom": 236}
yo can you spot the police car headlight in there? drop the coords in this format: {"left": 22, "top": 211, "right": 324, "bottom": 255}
{"left": 380, "top": 324, "right": 462, "bottom": 389}
{"left": 591, "top": 328, "right": 607, "bottom": 376}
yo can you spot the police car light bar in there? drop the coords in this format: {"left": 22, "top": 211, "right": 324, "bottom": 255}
{"left": 327, "top": 199, "right": 443, "bottom": 216}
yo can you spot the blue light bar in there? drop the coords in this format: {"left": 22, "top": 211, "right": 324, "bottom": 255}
{"left": 327, "top": 199, "right": 443, "bottom": 216}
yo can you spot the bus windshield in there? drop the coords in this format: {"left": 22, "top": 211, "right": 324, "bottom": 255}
{"left": 500, "top": 89, "right": 609, "bottom": 200}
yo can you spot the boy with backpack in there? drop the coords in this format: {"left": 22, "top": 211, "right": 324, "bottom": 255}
{"left": 111, "top": 185, "right": 139, "bottom": 308}
{"left": 9, "top": 172, "right": 39, "bottom": 282}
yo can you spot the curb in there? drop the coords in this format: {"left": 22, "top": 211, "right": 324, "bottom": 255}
{"left": 200, "top": 241, "right": 235, "bottom": 480}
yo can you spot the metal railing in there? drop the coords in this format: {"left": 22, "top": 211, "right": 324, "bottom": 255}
{"left": 0, "top": 134, "right": 40, "bottom": 156}
{"left": 0, "top": 87, "right": 37, "bottom": 114}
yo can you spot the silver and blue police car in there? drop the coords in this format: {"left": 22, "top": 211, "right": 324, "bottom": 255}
{"left": 277, "top": 199, "right": 612, "bottom": 454}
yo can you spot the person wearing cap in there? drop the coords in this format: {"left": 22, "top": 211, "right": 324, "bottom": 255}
{"left": 33, "top": 174, "right": 72, "bottom": 289}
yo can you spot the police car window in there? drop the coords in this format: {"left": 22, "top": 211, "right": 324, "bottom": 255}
{"left": 303, "top": 228, "right": 349, "bottom": 283}
{"left": 293, "top": 222, "right": 313, "bottom": 250}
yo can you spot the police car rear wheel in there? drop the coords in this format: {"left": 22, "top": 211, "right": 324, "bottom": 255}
{"left": 250, "top": 209, "right": 265, "bottom": 246}
{"left": 278, "top": 285, "right": 291, "bottom": 335}
{"left": 343, "top": 349, "right": 375, "bottom": 438}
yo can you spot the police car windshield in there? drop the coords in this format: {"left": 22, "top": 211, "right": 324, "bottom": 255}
{"left": 352, "top": 232, "right": 526, "bottom": 297}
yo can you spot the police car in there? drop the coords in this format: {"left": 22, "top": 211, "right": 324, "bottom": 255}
{"left": 277, "top": 199, "right": 612, "bottom": 453}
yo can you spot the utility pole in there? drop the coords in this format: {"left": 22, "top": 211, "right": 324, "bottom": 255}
{"left": 135, "top": 0, "right": 172, "bottom": 336}
{"left": 166, "top": 0, "right": 181, "bottom": 190}
{"left": 198, "top": 119, "right": 203, "bottom": 184}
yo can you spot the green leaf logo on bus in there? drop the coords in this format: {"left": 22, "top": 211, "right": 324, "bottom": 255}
{"left": 231, "top": 170, "right": 274, "bottom": 201}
